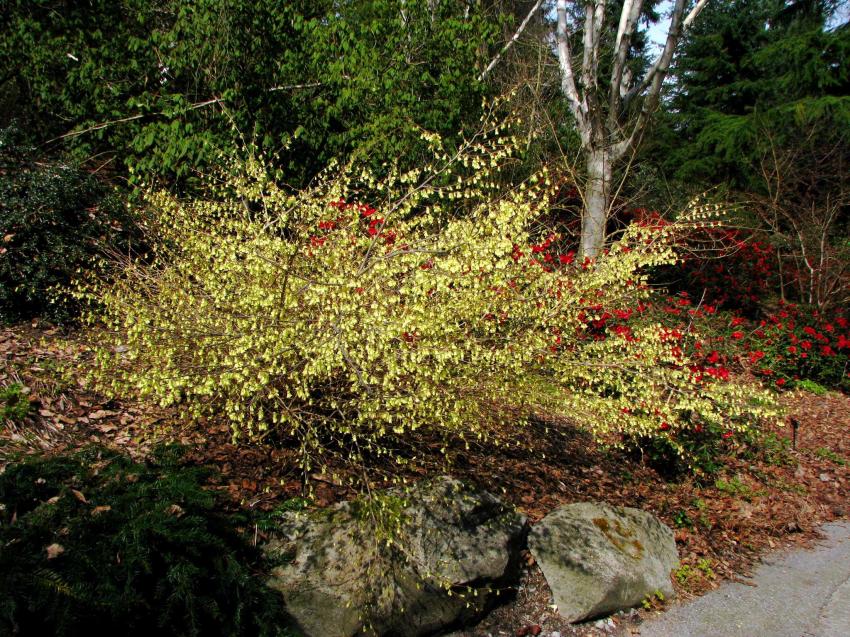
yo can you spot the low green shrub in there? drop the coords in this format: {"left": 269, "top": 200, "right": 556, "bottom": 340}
{"left": 0, "top": 383, "right": 31, "bottom": 422}
{"left": 0, "top": 125, "right": 138, "bottom": 323}
{"left": 0, "top": 446, "right": 290, "bottom": 637}
{"left": 795, "top": 379, "right": 828, "bottom": 395}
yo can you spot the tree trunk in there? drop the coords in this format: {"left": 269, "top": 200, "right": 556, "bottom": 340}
{"left": 580, "top": 148, "right": 611, "bottom": 259}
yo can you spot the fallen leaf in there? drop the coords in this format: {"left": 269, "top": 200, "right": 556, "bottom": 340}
{"left": 71, "top": 489, "right": 88, "bottom": 504}
{"left": 91, "top": 505, "right": 112, "bottom": 516}
{"left": 89, "top": 410, "right": 118, "bottom": 420}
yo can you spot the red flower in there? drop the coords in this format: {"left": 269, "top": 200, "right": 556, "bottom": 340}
{"left": 706, "top": 366, "right": 730, "bottom": 380}
{"left": 748, "top": 350, "right": 765, "bottom": 363}
{"left": 318, "top": 220, "right": 337, "bottom": 231}
{"left": 731, "top": 331, "right": 744, "bottom": 339}
{"left": 731, "top": 317, "right": 745, "bottom": 327}
{"left": 722, "top": 431, "right": 733, "bottom": 439}
{"left": 559, "top": 252, "right": 576, "bottom": 265}
{"left": 821, "top": 345, "right": 835, "bottom": 356}
{"left": 367, "top": 217, "right": 385, "bottom": 236}
{"left": 612, "top": 324, "right": 634, "bottom": 341}
{"left": 776, "top": 378, "right": 786, "bottom": 387}
{"left": 310, "top": 235, "right": 326, "bottom": 247}
{"left": 659, "top": 422, "right": 671, "bottom": 431}
{"left": 420, "top": 259, "right": 434, "bottom": 270}
{"left": 803, "top": 326, "right": 818, "bottom": 337}
{"left": 706, "top": 350, "right": 721, "bottom": 364}
{"left": 800, "top": 340, "right": 812, "bottom": 351}
{"left": 787, "top": 345, "right": 798, "bottom": 354}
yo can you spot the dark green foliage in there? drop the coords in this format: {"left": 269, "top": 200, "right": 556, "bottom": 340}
{"left": 658, "top": 0, "right": 850, "bottom": 187}
{"left": 1, "top": 0, "right": 498, "bottom": 188}
{"left": 0, "top": 126, "right": 137, "bottom": 323}
{"left": 629, "top": 424, "right": 728, "bottom": 478}
{"left": 0, "top": 383, "right": 31, "bottom": 422}
{"left": 0, "top": 446, "right": 291, "bottom": 637}
{"left": 285, "top": 0, "right": 500, "bottom": 181}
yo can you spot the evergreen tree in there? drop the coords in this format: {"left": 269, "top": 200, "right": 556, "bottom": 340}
{"left": 659, "top": 0, "right": 850, "bottom": 188}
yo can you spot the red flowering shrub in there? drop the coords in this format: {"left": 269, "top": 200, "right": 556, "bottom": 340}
{"left": 661, "top": 227, "right": 776, "bottom": 315}
{"left": 546, "top": 287, "right": 778, "bottom": 474}
{"left": 663, "top": 299, "right": 850, "bottom": 392}
{"left": 738, "top": 304, "right": 850, "bottom": 391}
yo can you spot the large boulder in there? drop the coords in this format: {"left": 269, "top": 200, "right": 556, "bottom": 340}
{"left": 528, "top": 502, "right": 678, "bottom": 623}
{"left": 264, "top": 476, "right": 527, "bottom": 636}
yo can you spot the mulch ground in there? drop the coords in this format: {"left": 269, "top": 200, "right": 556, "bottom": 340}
{"left": 2, "top": 322, "right": 848, "bottom": 637}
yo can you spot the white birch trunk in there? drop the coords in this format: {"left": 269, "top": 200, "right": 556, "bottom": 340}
{"left": 581, "top": 148, "right": 611, "bottom": 258}
{"left": 484, "top": 1, "right": 711, "bottom": 259}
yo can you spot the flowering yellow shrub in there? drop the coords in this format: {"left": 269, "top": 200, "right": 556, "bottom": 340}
{"left": 80, "top": 127, "right": 779, "bottom": 471}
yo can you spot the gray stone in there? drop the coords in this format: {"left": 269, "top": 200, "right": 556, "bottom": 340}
{"left": 528, "top": 502, "right": 678, "bottom": 623}
{"left": 264, "top": 476, "right": 527, "bottom": 636}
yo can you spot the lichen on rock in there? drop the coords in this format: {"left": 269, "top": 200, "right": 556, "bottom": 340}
{"left": 528, "top": 502, "right": 678, "bottom": 623}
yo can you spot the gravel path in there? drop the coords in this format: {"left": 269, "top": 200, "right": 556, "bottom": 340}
{"left": 636, "top": 520, "right": 850, "bottom": 637}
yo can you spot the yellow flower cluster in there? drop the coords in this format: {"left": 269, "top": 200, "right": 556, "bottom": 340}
{"left": 80, "top": 124, "right": 778, "bottom": 471}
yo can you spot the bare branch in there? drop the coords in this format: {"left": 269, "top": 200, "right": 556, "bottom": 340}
{"left": 614, "top": 0, "right": 698, "bottom": 157}
{"left": 556, "top": 0, "right": 589, "bottom": 144}
{"left": 625, "top": 0, "right": 708, "bottom": 108}
{"left": 580, "top": 1, "right": 607, "bottom": 119}
{"left": 46, "top": 80, "right": 324, "bottom": 145}
{"left": 45, "top": 97, "right": 225, "bottom": 144}
{"left": 683, "top": 0, "right": 710, "bottom": 29}
{"left": 478, "top": 0, "right": 545, "bottom": 81}
{"left": 609, "top": 0, "right": 644, "bottom": 123}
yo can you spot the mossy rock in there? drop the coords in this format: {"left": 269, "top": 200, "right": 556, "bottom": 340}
{"left": 263, "top": 476, "right": 527, "bottom": 636}
{"left": 528, "top": 502, "right": 678, "bottom": 623}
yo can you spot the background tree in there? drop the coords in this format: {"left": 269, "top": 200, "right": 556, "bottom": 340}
{"left": 648, "top": 0, "right": 850, "bottom": 308}
{"left": 658, "top": 0, "right": 850, "bottom": 187}
{"left": 0, "top": 0, "right": 500, "bottom": 189}
{"left": 551, "top": 0, "right": 709, "bottom": 257}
